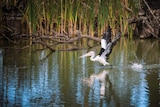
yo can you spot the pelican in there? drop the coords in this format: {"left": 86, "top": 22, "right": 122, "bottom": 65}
{"left": 79, "top": 43, "right": 112, "bottom": 66}
{"left": 79, "top": 27, "right": 121, "bottom": 66}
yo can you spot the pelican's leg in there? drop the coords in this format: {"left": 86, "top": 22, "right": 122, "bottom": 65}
{"left": 101, "top": 64, "right": 105, "bottom": 67}
{"left": 107, "top": 61, "right": 113, "bottom": 68}
{"left": 110, "top": 64, "right": 113, "bottom": 69}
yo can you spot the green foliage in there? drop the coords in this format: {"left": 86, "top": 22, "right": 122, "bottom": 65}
{"left": 2, "top": 0, "right": 140, "bottom": 37}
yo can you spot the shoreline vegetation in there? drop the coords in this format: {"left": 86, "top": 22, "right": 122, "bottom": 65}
{"left": 0, "top": 0, "right": 160, "bottom": 51}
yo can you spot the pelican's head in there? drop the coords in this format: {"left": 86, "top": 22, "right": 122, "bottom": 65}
{"left": 79, "top": 51, "right": 95, "bottom": 58}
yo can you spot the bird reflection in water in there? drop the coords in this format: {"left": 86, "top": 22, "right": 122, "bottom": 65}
{"left": 82, "top": 70, "right": 113, "bottom": 100}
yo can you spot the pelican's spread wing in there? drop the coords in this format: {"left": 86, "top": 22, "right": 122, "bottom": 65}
{"left": 100, "top": 43, "right": 112, "bottom": 59}
{"left": 102, "top": 26, "right": 111, "bottom": 44}
{"left": 101, "top": 33, "right": 121, "bottom": 59}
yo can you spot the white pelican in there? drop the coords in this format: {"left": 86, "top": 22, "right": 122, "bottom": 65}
{"left": 79, "top": 27, "right": 121, "bottom": 66}
{"left": 79, "top": 43, "right": 112, "bottom": 66}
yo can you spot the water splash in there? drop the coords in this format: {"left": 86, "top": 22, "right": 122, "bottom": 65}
{"left": 131, "top": 63, "right": 143, "bottom": 71}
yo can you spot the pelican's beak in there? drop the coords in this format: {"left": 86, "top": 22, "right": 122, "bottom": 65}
{"left": 79, "top": 52, "right": 92, "bottom": 58}
{"left": 79, "top": 53, "right": 90, "bottom": 58}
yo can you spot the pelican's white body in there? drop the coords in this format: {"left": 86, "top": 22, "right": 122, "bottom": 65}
{"left": 79, "top": 51, "right": 110, "bottom": 66}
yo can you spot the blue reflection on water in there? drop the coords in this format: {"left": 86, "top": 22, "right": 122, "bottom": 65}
{"left": 130, "top": 72, "right": 149, "bottom": 107}
{"left": 0, "top": 39, "right": 160, "bottom": 107}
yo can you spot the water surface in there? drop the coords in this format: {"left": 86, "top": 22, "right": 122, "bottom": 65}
{"left": 0, "top": 38, "right": 160, "bottom": 107}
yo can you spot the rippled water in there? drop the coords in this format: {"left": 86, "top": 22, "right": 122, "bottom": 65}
{"left": 0, "top": 38, "right": 160, "bottom": 107}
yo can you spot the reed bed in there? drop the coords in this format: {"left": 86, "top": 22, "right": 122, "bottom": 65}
{"left": 2, "top": 0, "right": 141, "bottom": 38}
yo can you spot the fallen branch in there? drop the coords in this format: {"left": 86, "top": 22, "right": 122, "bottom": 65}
{"left": 34, "top": 41, "right": 55, "bottom": 51}
{"left": 0, "top": 45, "right": 31, "bottom": 50}
{"left": 20, "top": 45, "right": 32, "bottom": 49}
{"left": 143, "top": 0, "right": 158, "bottom": 23}
{"left": 51, "top": 30, "right": 100, "bottom": 42}
{"left": 39, "top": 51, "right": 55, "bottom": 63}
{"left": 54, "top": 34, "right": 100, "bottom": 43}
{"left": 0, "top": 34, "right": 17, "bottom": 44}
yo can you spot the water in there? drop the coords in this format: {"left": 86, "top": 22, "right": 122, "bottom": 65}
{"left": 0, "top": 38, "right": 160, "bottom": 107}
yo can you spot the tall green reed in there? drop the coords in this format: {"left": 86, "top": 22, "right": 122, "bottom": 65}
{"left": 21, "top": 0, "right": 140, "bottom": 38}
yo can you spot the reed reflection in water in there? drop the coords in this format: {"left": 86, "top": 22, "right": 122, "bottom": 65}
{"left": 0, "top": 38, "right": 160, "bottom": 107}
